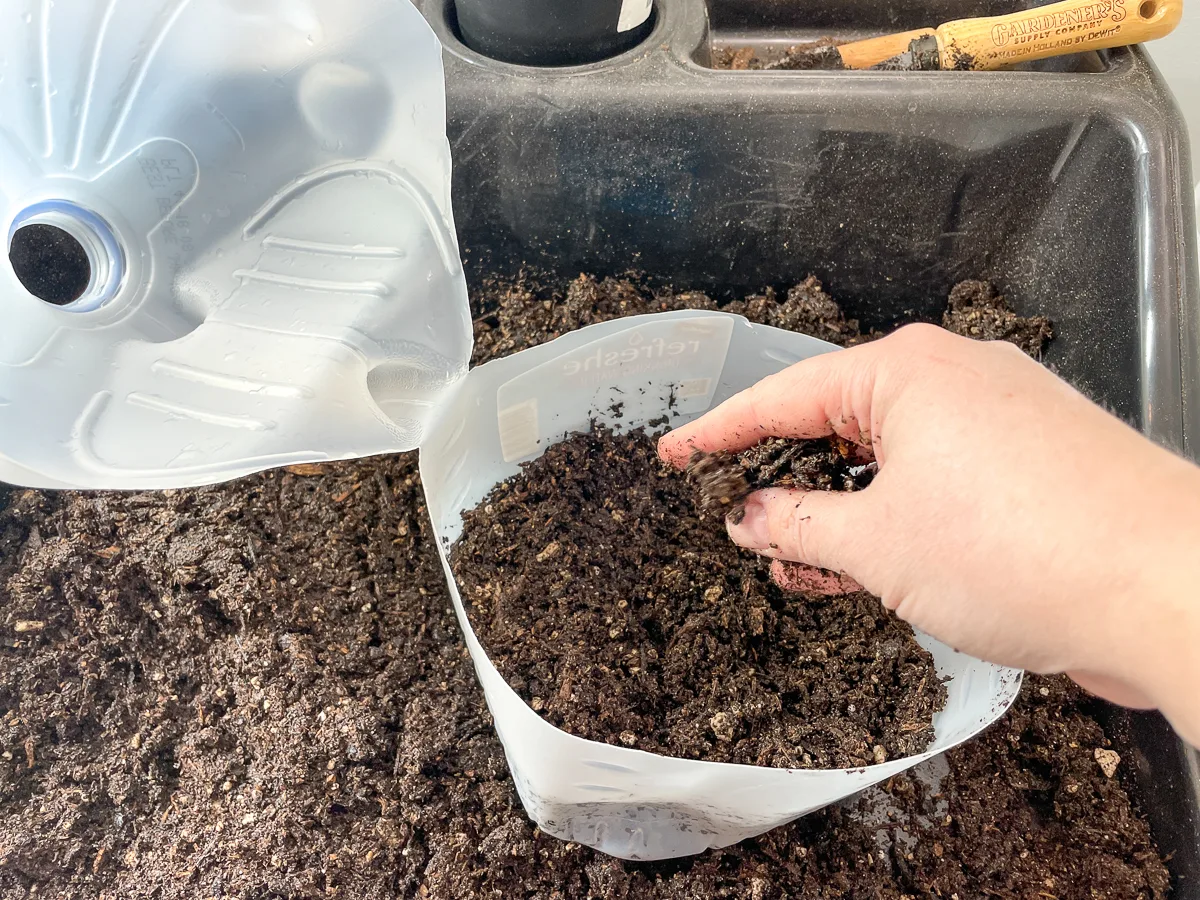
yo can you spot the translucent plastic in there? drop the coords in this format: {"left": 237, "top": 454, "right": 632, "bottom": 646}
{"left": 0, "top": 0, "right": 470, "bottom": 490}
{"left": 420, "top": 311, "right": 1023, "bottom": 862}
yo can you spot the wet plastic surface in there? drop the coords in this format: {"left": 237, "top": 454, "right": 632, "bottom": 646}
{"left": 421, "top": 0, "right": 1200, "bottom": 881}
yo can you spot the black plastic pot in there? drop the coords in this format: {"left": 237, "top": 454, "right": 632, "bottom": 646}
{"left": 422, "top": 0, "right": 1199, "bottom": 886}
{"left": 452, "top": 0, "right": 655, "bottom": 65}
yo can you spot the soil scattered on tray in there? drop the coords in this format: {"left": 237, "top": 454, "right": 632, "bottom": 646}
{"left": 712, "top": 39, "right": 845, "bottom": 71}
{"left": 0, "top": 272, "right": 1164, "bottom": 900}
{"left": 451, "top": 426, "right": 944, "bottom": 768}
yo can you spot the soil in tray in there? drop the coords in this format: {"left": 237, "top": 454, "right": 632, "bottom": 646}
{"left": 712, "top": 40, "right": 846, "bottom": 71}
{"left": 0, "top": 273, "right": 1165, "bottom": 900}
{"left": 451, "top": 426, "right": 941, "bottom": 768}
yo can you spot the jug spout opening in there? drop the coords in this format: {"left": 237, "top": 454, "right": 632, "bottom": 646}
{"left": 8, "top": 200, "right": 125, "bottom": 312}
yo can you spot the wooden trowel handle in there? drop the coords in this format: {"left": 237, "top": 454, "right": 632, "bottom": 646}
{"left": 836, "top": 29, "right": 937, "bottom": 69}
{"left": 934, "top": 0, "right": 1183, "bottom": 70}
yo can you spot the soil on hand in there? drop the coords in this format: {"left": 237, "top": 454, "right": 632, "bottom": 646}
{"left": 451, "top": 427, "right": 945, "bottom": 768}
{"left": 689, "top": 436, "right": 874, "bottom": 525}
{"left": 686, "top": 450, "right": 754, "bottom": 523}
{"left": 0, "top": 273, "right": 1165, "bottom": 900}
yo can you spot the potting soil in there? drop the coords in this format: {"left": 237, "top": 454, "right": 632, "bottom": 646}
{"left": 451, "top": 425, "right": 944, "bottom": 768}
{"left": 0, "top": 273, "right": 1165, "bottom": 900}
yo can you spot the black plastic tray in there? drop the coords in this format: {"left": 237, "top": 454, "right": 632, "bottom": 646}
{"left": 420, "top": 0, "right": 1200, "bottom": 888}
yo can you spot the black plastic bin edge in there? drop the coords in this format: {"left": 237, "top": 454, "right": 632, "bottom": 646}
{"left": 430, "top": 0, "right": 1198, "bottom": 459}
{"left": 423, "top": 0, "right": 1200, "bottom": 888}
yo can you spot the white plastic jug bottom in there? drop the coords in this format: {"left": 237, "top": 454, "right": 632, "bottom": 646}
{"left": 0, "top": 0, "right": 471, "bottom": 490}
{"left": 420, "top": 311, "right": 1023, "bottom": 861}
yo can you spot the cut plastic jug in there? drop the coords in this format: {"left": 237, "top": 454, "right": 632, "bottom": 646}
{"left": 0, "top": 0, "right": 470, "bottom": 490}
{"left": 420, "top": 310, "right": 1023, "bottom": 862}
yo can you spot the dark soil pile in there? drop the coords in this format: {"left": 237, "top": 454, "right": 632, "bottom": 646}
{"left": 472, "top": 273, "right": 868, "bottom": 363}
{"left": 943, "top": 280, "right": 1054, "bottom": 356}
{"left": 0, "top": 273, "right": 1167, "bottom": 900}
{"left": 729, "top": 276, "right": 877, "bottom": 346}
{"left": 451, "top": 426, "right": 944, "bottom": 768}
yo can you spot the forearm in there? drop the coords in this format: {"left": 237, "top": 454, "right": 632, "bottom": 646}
{"left": 1107, "top": 456, "right": 1200, "bottom": 743}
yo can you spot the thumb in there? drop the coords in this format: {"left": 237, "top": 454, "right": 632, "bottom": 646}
{"left": 727, "top": 487, "right": 875, "bottom": 578}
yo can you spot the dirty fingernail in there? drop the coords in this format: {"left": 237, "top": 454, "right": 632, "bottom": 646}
{"left": 727, "top": 496, "right": 770, "bottom": 550}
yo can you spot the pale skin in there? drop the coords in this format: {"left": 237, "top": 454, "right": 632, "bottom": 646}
{"left": 658, "top": 324, "right": 1200, "bottom": 746}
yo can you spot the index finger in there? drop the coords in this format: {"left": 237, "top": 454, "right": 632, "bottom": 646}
{"left": 657, "top": 345, "right": 877, "bottom": 468}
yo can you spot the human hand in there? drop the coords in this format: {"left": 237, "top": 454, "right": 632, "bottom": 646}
{"left": 659, "top": 324, "right": 1200, "bottom": 741}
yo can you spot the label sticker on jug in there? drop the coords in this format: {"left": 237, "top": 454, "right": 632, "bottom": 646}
{"left": 498, "top": 399, "right": 541, "bottom": 465}
{"left": 675, "top": 377, "right": 714, "bottom": 400}
{"left": 618, "top": 0, "right": 652, "bottom": 32}
{"left": 495, "top": 316, "right": 734, "bottom": 462}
